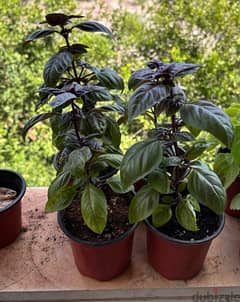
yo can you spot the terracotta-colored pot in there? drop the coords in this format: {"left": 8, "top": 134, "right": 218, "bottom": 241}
{"left": 58, "top": 211, "right": 137, "bottom": 281}
{"left": 145, "top": 214, "right": 224, "bottom": 280}
{"left": 0, "top": 169, "right": 26, "bottom": 248}
{"left": 225, "top": 177, "right": 240, "bottom": 217}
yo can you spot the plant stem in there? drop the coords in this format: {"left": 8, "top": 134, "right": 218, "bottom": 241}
{"left": 171, "top": 114, "right": 179, "bottom": 156}
{"left": 71, "top": 101, "right": 83, "bottom": 146}
{"left": 62, "top": 26, "right": 82, "bottom": 147}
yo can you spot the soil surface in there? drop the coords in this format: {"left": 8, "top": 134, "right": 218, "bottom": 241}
{"left": 62, "top": 186, "right": 133, "bottom": 242}
{"left": 153, "top": 206, "right": 221, "bottom": 241}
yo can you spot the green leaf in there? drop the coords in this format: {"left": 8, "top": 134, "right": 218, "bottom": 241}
{"left": 148, "top": 170, "right": 170, "bottom": 193}
{"left": 45, "top": 172, "right": 76, "bottom": 212}
{"left": 104, "top": 116, "right": 121, "bottom": 148}
{"left": 152, "top": 204, "right": 172, "bottom": 227}
{"left": 120, "top": 139, "right": 163, "bottom": 188}
{"left": 22, "top": 112, "right": 54, "bottom": 140}
{"left": 94, "top": 68, "right": 124, "bottom": 91}
{"left": 230, "top": 193, "right": 240, "bottom": 210}
{"left": 188, "top": 161, "right": 226, "bottom": 214}
{"left": 107, "top": 174, "right": 133, "bottom": 193}
{"left": 25, "top": 29, "right": 57, "bottom": 42}
{"left": 81, "top": 184, "right": 107, "bottom": 234}
{"left": 43, "top": 51, "right": 73, "bottom": 86}
{"left": 187, "top": 195, "right": 200, "bottom": 212}
{"left": 180, "top": 101, "right": 233, "bottom": 148}
{"left": 96, "top": 154, "right": 123, "bottom": 169}
{"left": 161, "top": 156, "right": 182, "bottom": 167}
{"left": 64, "top": 147, "right": 92, "bottom": 177}
{"left": 73, "top": 21, "right": 113, "bottom": 38}
{"left": 214, "top": 153, "right": 239, "bottom": 188}
{"left": 176, "top": 198, "right": 199, "bottom": 231}
{"left": 173, "top": 131, "right": 195, "bottom": 142}
{"left": 128, "top": 83, "right": 170, "bottom": 120}
{"left": 185, "top": 141, "right": 214, "bottom": 160}
{"left": 128, "top": 185, "right": 159, "bottom": 223}
{"left": 232, "top": 125, "right": 240, "bottom": 165}
{"left": 49, "top": 92, "right": 76, "bottom": 109}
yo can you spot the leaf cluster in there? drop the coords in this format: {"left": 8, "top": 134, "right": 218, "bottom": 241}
{"left": 23, "top": 13, "right": 128, "bottom": 234}
{"left": 120, "top": 59, "right": 233, "bottom": 231}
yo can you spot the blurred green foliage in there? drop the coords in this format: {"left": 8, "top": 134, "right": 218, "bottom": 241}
{"left": 1, "top": 0, "right": 240, "bottom": 185}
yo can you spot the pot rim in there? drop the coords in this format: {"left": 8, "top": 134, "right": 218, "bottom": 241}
{"left": 145, "top": 213, "right": 225, "bottom": 245}
{"left": 0, "top": 169, "right": 26, "bottom": 213}
{"left": 58, "top": 210, "right": 138, "bottom": 246}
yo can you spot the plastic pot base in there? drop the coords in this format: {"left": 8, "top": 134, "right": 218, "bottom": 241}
{"left": 145, "top": 214, "right": 224, "bottom": 280}
{"left": 58, "top": 211, "right": 137, "bottom": 281}
{"left": 0, "top": 169, "right": 26, "bottom": 248}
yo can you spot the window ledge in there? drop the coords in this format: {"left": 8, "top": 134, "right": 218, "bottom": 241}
{"left": 0, "top": 187, "right": 240, "bottom": 302}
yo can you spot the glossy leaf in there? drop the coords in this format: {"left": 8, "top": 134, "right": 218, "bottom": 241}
{"left": 22, "top": 112, "right": 54, "bottom": 140}
{"left": 64, "top": 147, "right": 92, "bottom": 177}
{"left": 104, "top": 116, "right": 121, "bottom": 148}
{"left": 173, "top": 131, "right": 195, "bottom": 142}
{"left": 128, "top": 68, "right": 155, "bottom": 90}
{"left": 96, "top": 154, "right": 123, "bottom": 169}
{"left": 148, "top": 170, "right": 170, "bottom": 193}
{"left": 81, "top": 184, "right": 107, "bottom": 234}
{"left": 43, "top": 51, "right": 73, "bottom": 87}
{"left": 232, "top": 125, "right": 240, "bottom": 165}
{"left": 214, "top": 153, "right": 239, "bottom": 188}
{"left": 86, "top": 86, "right": 112, "bottom": 102}
{"left": 25, "top": 29, "right": 57, "bottom": 42}
{"left": 45, "top": 172, "right": 76, "bottom": 212}
{"left": 120, "top": 139, "right": 163, "bottom": 188}
{"left": 107, "top": 174, "right": 133, "bottom": 193}
{"left": 49, "top": 92, "right": 76, "bottom": 109}
{"left": 176, "top": 198, "right": 198, "bottom": 231}
{"left": 128, "top": 83, "right": 170, "bottom": 120}
{"left": 185, "top": 141, "right": 214, "bottom": 160}
{"left": 94, "top": 68, "right": 124, "bottom": 91}
{"left": 180, "top": 101, "right": 233, "bottom": 148}
{"left": 152, "top": 204, "right": 172, "bottom": 227}
{"left": 60, "top": 43, "right": 88, "bottom": 55}
{"left": 171, "top": 63, "right": 201, "bottom": 78}
{"left": 188, "top": 161, "right": 226, "bottom": 214}
{"left": 73, "top": 21, "right": 113, "bottom": 38}
{"left": 187, "top": 195, "right": 200, "bottom": 212}
{"left": 128, "top": 185, "right": 159, "bottom": 223}
{"left": 230, "top": 193, "right": 240, "bottom": 210}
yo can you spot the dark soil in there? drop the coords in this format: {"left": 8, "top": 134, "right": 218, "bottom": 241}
{"left": 153, "top": 206, "right": 221, "bottom": 241}
{"left": 62, "top": 185, "right": 133, "bottom": 243}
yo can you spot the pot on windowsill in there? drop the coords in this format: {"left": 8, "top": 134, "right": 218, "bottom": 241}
{"left": 145, "top": 207, "right": 224, "bottom": 280}
{"left": 225, "top": 177, "right": 240, "bottom": 217}
{"left": 58, "top": 198, "right": 137, "bottom": 281}
{"left": 0, "top": 169, "right": 26, "bottom": 248}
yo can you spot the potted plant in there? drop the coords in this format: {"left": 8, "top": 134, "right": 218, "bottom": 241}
{"left": 119, "top": 59, "right": 233, "bottom": 280}
{"left": 23, "top": 13, "right": 136, "bottom": 281}
{"left": 214, "top": 103, "right": 240, "bottom": 217}
{"left": 0, "top": 169, "right": 26, "bottom": 248}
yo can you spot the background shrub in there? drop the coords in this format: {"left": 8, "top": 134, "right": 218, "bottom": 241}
{"left": 1, "top": 0, "right": 239, "bottom": 185}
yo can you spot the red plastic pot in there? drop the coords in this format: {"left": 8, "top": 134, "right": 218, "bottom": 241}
{"left": 145, "top": 214, "right": 224, "bottom": 280}
{"left": 0, "top": 169, "right": 26, "bottom": 248}
{"left": 225, "top": 177, "right": 240, "bottom": 217}
{"left": 58, "top": 211, "right": 137, "bottom": 281}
